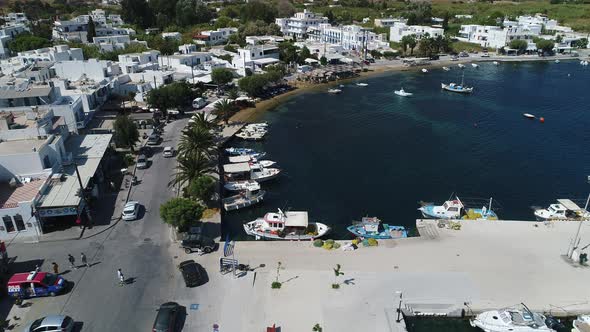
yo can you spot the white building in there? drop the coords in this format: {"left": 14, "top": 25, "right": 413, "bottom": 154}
{"left": 0, "top": 24, "right": 29, "bottom": 59}
{"left": 2, "top": 13, "right": 29, "bottom": 26}
{"left": 16, "top": 45, "right": 84, "bottom": 66}
{"left": 275, "top": 9, "right": 329, "bottom": 38}
{"left": 178, "top": 44, "right": 198, "bottom": 54}
{"left": 52, "top": 11, "right": 131, "bottom": 44}
{"left": 458, "top": 24, "right": 536, "bottom": 49}
{"left": 162, "top": 32, "right": 182, "bottom": 41}
{"left": 308, "top": 24, "right": 389, "bottom": 51}
{"left": 193, "top": 28, "right": 238, "bottom": 46}
{"left": 374, "top": 18, "right": 407, "bottom": 28}
{"left": 118, "top": 50, "right": 160, "bottom": 74}
{"left": 246, "top": 35, "right": 286, "bottom": 45}
{"left": 231, "top": 45, "right": 280, "bottom": 76}
{"left": 93, "top": 35, "right": 147, "bottom": 52}
{"left": 160, "top": 53, "right": 213, "bottom": 73}
{"left": 389, "top": 23, "right": 444, "bottom": 42}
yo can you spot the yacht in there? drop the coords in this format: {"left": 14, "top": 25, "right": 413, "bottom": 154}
{"left": 394, "top": 88, "right": 413, "bottom": 97}
{"left": 224, "top": 180, "right": 261, "bottom": 192}
{"left": 470, "top": 305, "right": 554, "bottom": 332}
{"left": 533, "top": 199, "right": 590, "bottom": 221}
{"left": 244, "top": 209, "right": 330, "bottom": 240}
{"left": 419, "top": 196, "right": 498, "bottom": 220}
{"left": 347, "top": 217, "right": 407, "bottom": 239}
{"left": 223, "top": 190, "right": 266, "bottom": 211}
{"left": 441, "top": 72, "right": 473, "bottom": 94}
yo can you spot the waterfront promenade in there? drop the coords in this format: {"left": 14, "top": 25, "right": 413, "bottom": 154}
{"left": 170, "top": 219, "right": 590, "bottom": 331}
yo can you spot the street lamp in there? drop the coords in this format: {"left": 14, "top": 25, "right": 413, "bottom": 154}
{"left": 395, "top": 290, "right": 403, "bottom": 323}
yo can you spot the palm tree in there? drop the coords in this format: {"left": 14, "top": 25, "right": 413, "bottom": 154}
{"left": 188, "top": 112, "right": 217, "bottom": 131}
{"left": 178, "top": 124, "right": 216, "bottom": 158}
{"left": 169, "top": 151, "right": 217, "bottom": 189}
{"left": 213, "top": 99, "right": 238, "bottom": 125}
{"left": 407, "top": 35, "right": 417, "bottom": 56}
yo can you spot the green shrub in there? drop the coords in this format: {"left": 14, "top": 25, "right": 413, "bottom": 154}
{"left": 351, "top": 238, "right": 360, "bottom": 245}
{"left": 322, "top": 242, "right": 333, "bottom": 250}
{"left": 124, "top": 154, "right": 135, "bottom": 166}
{"left": 313, "top": 239, "right": 324, "bottom": 247}
{"left": 333, "top": 242, "right": 341, "bottom": 249}
{"left": 325, "top": 239, "right": 335, "bottom": 245}
{"left": 367, "top": 238, "right": 379, "bottom": 246}
{"left": 271, "top": 281, "right": 282, "bottom": 289}
{"left": 331, "top": 283, "right": 340, "bottom": 289}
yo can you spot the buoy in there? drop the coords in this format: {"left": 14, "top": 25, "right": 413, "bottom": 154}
{"left": 539, "top": 117, "right": 545, "bottom": 123}
{"left": 473, "top": 123, "right": 478, "bottom": 127}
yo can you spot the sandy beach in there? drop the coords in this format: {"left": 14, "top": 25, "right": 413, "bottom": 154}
{"left": 229, "top": 52, "right": 584, "bottom": 123}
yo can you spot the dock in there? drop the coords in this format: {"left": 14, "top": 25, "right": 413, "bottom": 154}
{"left": 217, "top": 122, "right": 245, "bottom": 145}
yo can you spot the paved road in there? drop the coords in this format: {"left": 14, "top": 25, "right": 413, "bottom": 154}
{"left": 5, "top": 117, "right": 191, "bottom": 331}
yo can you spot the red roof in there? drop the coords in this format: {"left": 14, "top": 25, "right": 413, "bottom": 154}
{"left": 8, "top": 271, "right": 46, "bottom": 284}
{"left": 193, "top": 34, "right": 209, "bottom": 40}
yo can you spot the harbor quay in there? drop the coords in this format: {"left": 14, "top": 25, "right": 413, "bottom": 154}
{"left": 189, "top": 219, "right": 590, "bottom": 331}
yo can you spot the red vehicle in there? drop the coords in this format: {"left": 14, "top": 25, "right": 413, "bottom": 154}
{"left": 7, "top": 271, "right": 67, "bottom": 299}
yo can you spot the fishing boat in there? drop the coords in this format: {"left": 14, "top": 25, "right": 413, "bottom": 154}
{"left": 223, "top": 190, "right": 266, "bottom": 211}
{"left": 470, "top": 304, "right": 555, "bottom": 332}
{"left": 224, "top": 180, "right": 261, "bottom": 192}
{"left": 471, "top": 63, "right": 479, "bottom": 68}
{"left": 356, "top": 83, "right": 368, "bottom": 87}
{"left": 244, "top": 209, "right": 330, "bottom": 240}
{"left": 443, "top": 66, "right": 450, "bottom": 71}
{"left": 228, "top": 155, "right": 277, "bottom": 168}
{"left": 328, "top": 88, "right": 342, "bottom": 94}
{"left": 572, "top": 315, "right": 590, "bottom": 332}
{"left": 394, "top": 88, "right": 413, "bottom": 97}
{"left": 421, "top": 68, "right": 428, "bottom": 73}
{"left": 441, "top": 72, "right": 473, "bottom": 94}
{"left": 224, "top": 162, "right": 281, "bottom": 182}
{"left": 236, "top": 130, "right": 265, "bottom": 141}
{"left": 244, "top": 123, "right": 268, "bottom": 131}
{"left": 458, "top": 63, "right": 465, "bottom": 69}
{"left": 347, "top": 217, "right": 407, "bottom": 239}
{"left": 523, "top": 113, "right": 536, "bottom": 119}
{"left": 225, "top": 147, "right": 255, "bottom": 155}
{"left": 533, "top": 199, "right": 590, "bottom": 221}
{"left": 250, "top": 164, "right": 281, "bottom": 182}
{"left": 493, "top": 61, "right": 499, "bottom": 65}
{"left": 419, "top": 197, "right": 498, "bottom": 220}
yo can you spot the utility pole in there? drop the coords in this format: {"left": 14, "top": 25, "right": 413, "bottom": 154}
{"left": 74, "top": 162, "right": 93, "bottom": 225}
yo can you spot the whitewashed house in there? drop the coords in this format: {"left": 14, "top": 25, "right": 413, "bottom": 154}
{"left": 389, "top": 23, "right": 444, "bottom": 42}
{"left": 275, "top": 10, "right": 328, "bottom": 39}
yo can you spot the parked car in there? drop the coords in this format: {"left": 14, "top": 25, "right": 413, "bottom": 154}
{"left": 122, "top": 201, "right": 140, "bottom": 221}
{"left": 163, "top": 147, "right": 174, "bottom": 158}
{"left": 192, "top": 97, "right": 208, "bottom": 109}
{"left": 180, "top": 234, "right": 215, "bottom": 254}
{"left": 23, "top": 315, "right": 75, "bottom": 332}
{"left": 137, "top": 155, "right": 148, "bottom": 169}
{"left": 481, "top": 52, "right": 490, "bottom": 57}
{"left": 147, "top": 134, "right": 161, "bottom": 145}
{"left": 7, "top": 271, "right": 68, "bottom": 298}
{"left": 153, "top": 302, "right": 180, "bottom": 332}
{"left": 179, "top": 260, "right": 204, "bottom": 287}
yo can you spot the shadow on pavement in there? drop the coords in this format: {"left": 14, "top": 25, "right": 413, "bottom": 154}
{"left": 72, "top": 321, "right": 84, "bottom": 332}
{"left": 175, "top": 305, "right": 188, "bottom": 332}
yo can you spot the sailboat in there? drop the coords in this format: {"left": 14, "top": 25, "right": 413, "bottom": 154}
{"left": 441, "top": 72, "right": 473, "bottom": 94}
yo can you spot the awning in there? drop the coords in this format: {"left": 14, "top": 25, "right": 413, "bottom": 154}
{"left": 253, "top": 58, "right": 280, "bottom": 65}
{"left": 228, "top": 155, "right": 251, "bottom": 163}
{"left": 284, "top": 211, "right": 309, "bottom": 227}
{"left": 223, "top": 162, "right": 250, "bottom": 173}
{"left": 557, "top": 199, "right": 583, "bottom": 211}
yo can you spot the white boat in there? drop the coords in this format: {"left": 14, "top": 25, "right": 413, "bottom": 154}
{"left": 458, "top": 63, "right": 465, "bottom": 68}
{"left": 441, "top": 72, "right": 473, "bottom": 94}
{"left": 470, "top": 305, "right": 554, "bottom": 332}
{"left": 419, "top": 196, "right": 498, "bottom": 220}
{"left": 328, "top": 88, "right": 342, "bottom": 94}
{"left": 421, "top": 68, "right": 428, "bottom": 73}
{"left": 443, "top": 66, "right": 450, "bottom": 71}
{"left": 394, "top": 88, "right": 413, "bottom": 97}
{"left": 493, "top": 61, "right": 499, "bottom": 65}
{"left": 236, "top": 131, "right": 265, "bottom": 141}
{"left": 244, "top": 123, "right": 268, "bottom": 131}
{"left": 523, "top": 113, "right": 536, "bottom": 119}
{"left": 228, "top": 155, "right": 277, "bottom": 168}
{"left": 471, "top": 63, "right": 479, "bottom": 68}
{"left": 555, "top": 59, "right": 560, "bottom": 63}
{"left": 572, "top": 315, "right": 590, "bottom": 332}
{"left": 356, "top": 83, "right": 368, "bottom": 87}
{"left": 223, "top": 190, "right": 266, "bottom": 211}
{"left": 533, "top": 199, "right": 590, "bottom": 221}
{"left": 243, "top": 209, "right": 330, "bottom": 240}
{"left": 224, "top": 180, "right": 261, "bottom": 192}
{"left": 250, "top": 165, "right": 281, "bottom": 182}
{"left": 224, "top": 162, "right": 281, "bottom": 182}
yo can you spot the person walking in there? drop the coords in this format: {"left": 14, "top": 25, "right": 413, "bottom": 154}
{"left": 67, "top": 254, "right": 76, "bottom": 269}
{"left": 117, "top": 268, "right": 125, "bottom": 286}
{"left": 52, "top": 262, "right": 59, "bottom": 274}
{"left": 80, "top": 253, "right": 89, "bottom": 268}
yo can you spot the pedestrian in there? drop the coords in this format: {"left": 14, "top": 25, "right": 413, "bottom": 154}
{"left": 68, "top": 254, "right": 76, "bottom": 269}
{"left": 81, "top": 253, "right": 89, "bottom": 268}
{"left": 117, "top": 268, "right": 124, "bottom": 286}
{"left": 52, "top": 262, "right": 59, "bottom": 274}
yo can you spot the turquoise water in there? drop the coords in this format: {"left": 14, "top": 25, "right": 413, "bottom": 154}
{"left": 223, "top": 60, "right": 590, "bottom": 239}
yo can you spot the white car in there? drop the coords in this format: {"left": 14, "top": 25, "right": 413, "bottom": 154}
{"left": 122, "top": 201, "right": 140, "bottom": 221}
{"left": 163, "top": 147, "right": 174, "bottom": 158}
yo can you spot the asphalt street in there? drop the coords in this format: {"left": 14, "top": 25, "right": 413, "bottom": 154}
{"left": 5, "top": 117, "right": 194, "bottom": 331}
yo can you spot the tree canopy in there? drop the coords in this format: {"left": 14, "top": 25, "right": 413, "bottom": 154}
{"left": 147, "top": 82, "right": 199, "bottom": 111}
{"left": 7, "top": 33, "right": 51, "bottom": 53}
{"left": 509, "top": 39, "right": 528, "bottom": 54}
{"left": 160, "top": 197, "right": 205, "bottom": 230}
{"left": 185, "top": 175, "right": 216, "bottom": 202}
{"left": 211, "top": 68, "right": 234, "bottom": 86}
{"left": 113, "top": 115, "right": 139, "bottom": 150}
{"left": 535, "top": 38, "right": 555, "bottom": 54}
{"left": 87, "top": 17, "right": 96, "bottom": 43}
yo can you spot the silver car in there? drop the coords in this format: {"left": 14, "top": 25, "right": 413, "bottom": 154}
{"left": 137, "top": 154, "right": 148, "bottom": 169}
{"left": 23, "top": 315, "right": 74, "bottom": 332}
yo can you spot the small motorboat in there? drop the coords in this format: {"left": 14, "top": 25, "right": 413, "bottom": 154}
{"left": 533, "top": 199, "right": 590, "bottom": 221}
{"left": 470, "top": 305, "right": 555, "bottom": 332}
{"left": 555, "top": 59, "right": 560, "bottom": 63}
{"left": 523, "top": 113, "right": 536, "bottom": 119}
{"left": 421, "top": 68, "right": 428, "bottom": 73}
{"left": 442, "top": 66, "right": 450, "bottom": 71}
{"left": 471, "top": 63, "right": 479, "bottom": 68}
{"left": 356, "top": 83, "right": 368, "bottom": 87}
{"left": 225, "top": 147, "right": 256, "bottom": 156}
{"left": 224, "top": 180, "right": 261, "bottom": 192}
{"left": 244, "top": 209, "right": 330, "bottom": 240}
{"left": 394, "top": 88, "right": 413, "bottom": 97}
{"left": 236, "top": 131, "right": 265, "bottom": 141}
{"left": 493, "top": 61, "right": 499, "bottom": 65}
{"left": 347, "top": 217, "right": 407, "bottom": 239}
{"left": 328, "top": 88, "right": 342, "bottom": 94}
{"left": 223, "top": 190, "right": 266, "bottom": 211}
{"left": 457, "top": 63, "right": 465, "bottom": 69}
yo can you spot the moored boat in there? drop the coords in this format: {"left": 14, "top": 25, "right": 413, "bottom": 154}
{"left": 523, "top": 113, "right": 536, "bottom": 119}
{"left": 225, "top": 147, "right": 266, "bottom": 159}
{"left": 224, "top": 162, "right": 281, "bottom": 182}
{"left": 493, "top": 61, "right": 499, "bottom": 65}
{"left": 572, "top": 315, "right": 590, "bottom": 332}
{"left": 441, "top": 72, "right": 473, "bottom": 94}
{"left": 356, "top": 83, "right": 368, "bottom": 87}
{"left": 470, "top": 304, "right": 555, "bottom": 332}
{"left": 244, "top": 209, "right": 330, "bottom": 240}
{"left": 224, "top": 180, "right": 261, "bottom": 192}
{"left": 394, "top": 88, "right": 413, "bottom": 97}
{"left": 533, "top": 199, "right": 590, "bottom": 221}
{"left": 236, "top": 130, "right": 266, "bottom": 141}
{"left": 471, "top": 63, "right": 479, "bottom": 68}
{"left": 443, "top": 66, "right": 450, "bottom": 71}
{"left": 555, "top": 59, "right": 560, "bottom": 63}
{"left": 458, "top": 63, "right": 465, "bottom": 68}
{"left": 421, "top": 68, "right": 428, "bottom": 73}
{"left": 328, "top": 88, "right": 342, "bottom": 94}
{"left": 347, "top": 216, "right": 407, "bottom": 239}
{"left": 223, "top": 190, "right": 266, "bottom": 211}
{"left": 419, "top": 197, "right": 498, "bottom": 220}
